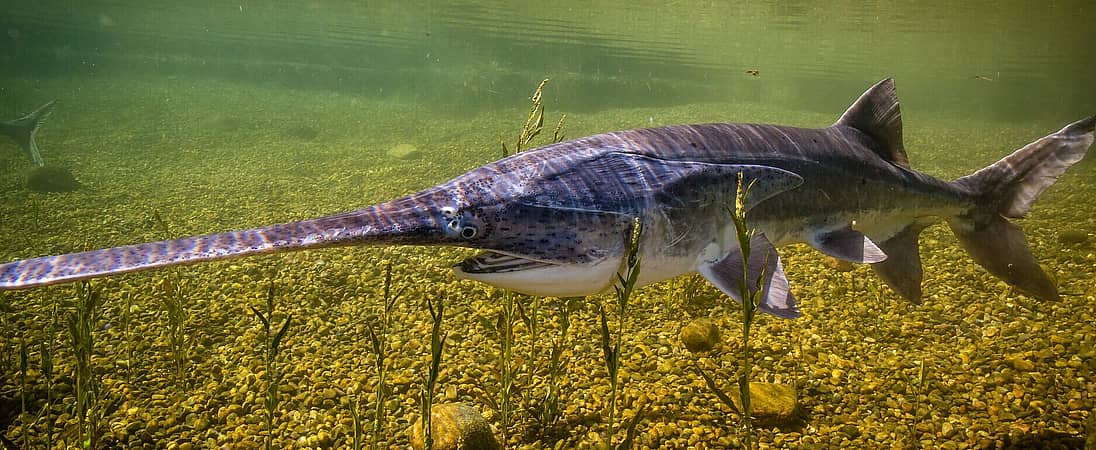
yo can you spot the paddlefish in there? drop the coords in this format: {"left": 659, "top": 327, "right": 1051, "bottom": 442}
{"left": 1, "top": 80, "right": 1092, "bottom": 318}
{"left": 1, "top": 100, "right": 56, "bottom": 166}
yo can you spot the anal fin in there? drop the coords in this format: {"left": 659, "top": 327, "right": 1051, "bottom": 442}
{"left": 870, "top": 224, "right": 926, "bottom": 303}
{"left": 698, "top": 233, "right": 800, "bottom": 319}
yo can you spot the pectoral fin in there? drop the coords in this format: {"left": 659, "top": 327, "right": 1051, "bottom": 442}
{"left": 698, "top": 233, "right": 800, "bottom": 319}
{"left": 809, "top": 226, "right": 886, "bottom": 263}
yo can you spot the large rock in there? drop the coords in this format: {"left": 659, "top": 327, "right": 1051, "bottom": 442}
{"left": 730, "top": 382, "right": 800, "bottom": 427}
{"left": 409, "top": 403, "right": 500, "bottom": 450}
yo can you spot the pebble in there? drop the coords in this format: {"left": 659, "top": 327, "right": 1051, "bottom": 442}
{"left": 939, "top": 421, "right": 954, "bottom": 438}
{"left": 1008, "top": 356, "right": 1035, "bottom": 372}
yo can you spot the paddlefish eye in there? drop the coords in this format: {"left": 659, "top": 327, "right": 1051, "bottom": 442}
{"left": 442, "top": 207, "right": 481, "bottom": 240}
{"left": 460, "top": 225, "right": 478, "bottom": 239}
{"left": 447, "top": 219, "right": 478, "bottom": 239}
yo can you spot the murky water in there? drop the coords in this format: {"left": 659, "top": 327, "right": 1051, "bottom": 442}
{"left": 1, "top": 1, "right": 1093, "bottom": 449}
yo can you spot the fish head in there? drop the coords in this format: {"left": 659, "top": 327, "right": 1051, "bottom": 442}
{"left": 436, "top": 202, "right": 492, "bottom": 242}
{"left": 383, "top": 183, "right": 518, "bottom": 249}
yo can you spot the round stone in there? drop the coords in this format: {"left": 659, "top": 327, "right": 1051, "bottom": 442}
{"left": 408, "top": 403, "right": 500, "bottom": 450}
{"left": 680, "top": 318, "right": 721, "bottom": 353}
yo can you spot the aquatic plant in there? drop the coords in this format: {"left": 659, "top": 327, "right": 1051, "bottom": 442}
{"left": 534, "top": 296, "right": 580, "bottom": 436}
{"left": 908, "top": 359, "right": 931, "bottom": 441}
{"left": 673, "top": 273, "right": 708, "bottom": 314}
{"left": 120, "top": 291, "right": 137, "bottom": 385}
{"left": 689, "top": 174, "right": 771, "bottom": 448}
{"left": 28, "top": 195, "right": 41, "bottom": 230}
{"left": 691, "top": 361, "right": 741, "bottom": 415}
{"left": 17, "top": 304, "right": 60, "bottom": 448}
{"left": 728, "top": 173, "right": 765, "bottom": 449}
{"left": 498, "top": 290, "right": 517, "bottom": 443}
{"left": 0, "top": 294, "right": 8, "bottom": 373}
{"left": 361, "top": 261, "right": 405, "bottom": 450}
{"left": 862, "top": 267, "right": 886, "bottom": 304}
{"left": 150, "top": 209, "right": 171, "bottom": 236}
{"left": 499, "top": 78, "right": 566, "bottom": 158}
{"left": 17, "top": 332, "right": 40, "bottom": 450}
{"left": 350, "top": 397, "right": 364, "bottom": 450}
{"left": 597, "top": 217, "right": 646, "bottom": 450}
{"left": 66, "top": 281, "right": 105, "bottom": 449}
{"left": 420, "top": 295, "right": 447, "bottom": 450}
{"left": 471, "top": 289, "right": 521, "bottom": 443}
{"left": 518, "top": 296, "right": 540, "bottom": 396}
{"left": 18, "top": 333, "right": 27, "bottom": 422}
{"left": 39, "top": 305, "right": 57, "bottom": 449}
{"left": 501, "top": 78, "right": 544, "bottom": 157}
{"left": 149, "top": 209, "right": 192, "bottom": 390}
{"left": 156, "top": 275, "right": 191, "bottom": 391}
{"left": 481, "top": 77, "right": 569, "bottom": 443}
{"left": 251, "top": 281, "right": 293, "bottom": 450}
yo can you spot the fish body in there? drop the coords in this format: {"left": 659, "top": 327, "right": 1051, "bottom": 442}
{"left": 1, "top": 80, "right": 1092, "bottom": 319}
{"left": 1, "top": 100, "right": 56, "bottom": 166}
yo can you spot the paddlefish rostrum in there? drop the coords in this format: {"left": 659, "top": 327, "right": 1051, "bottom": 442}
{"left": 1, "top": 80, "right": 1092, "bottom": 318}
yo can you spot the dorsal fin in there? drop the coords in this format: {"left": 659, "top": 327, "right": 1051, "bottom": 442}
{"left": 835, "top": 78, "right": 909, "bottom": 168}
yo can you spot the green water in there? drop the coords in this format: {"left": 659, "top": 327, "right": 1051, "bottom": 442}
{"left": 1, "top": 1, "right": 1093, "bottom": 449}
{"left": 2, "top": 0, "right": 1093, "bottom": 118}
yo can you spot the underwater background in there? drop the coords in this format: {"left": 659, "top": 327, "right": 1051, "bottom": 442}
{"left": 1, "top": 0, "right": 1093, "bottom": 448}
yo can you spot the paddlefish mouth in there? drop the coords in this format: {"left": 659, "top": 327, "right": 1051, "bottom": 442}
{"left": 452, "top": 249, "right": 620, "bottom": 299}
{"left": 455, "top": 251, "right": 554, "bottom": 274}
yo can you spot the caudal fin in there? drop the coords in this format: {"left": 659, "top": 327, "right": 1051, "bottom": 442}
{"left": 948, "top": 116, "right": 1096, "bottom": 301}
{"left": 1, "top": 100, "right": 56, "bottom": 166}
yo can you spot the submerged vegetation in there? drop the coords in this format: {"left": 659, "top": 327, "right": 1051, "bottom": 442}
{"left": 156, "top": 276, "right": 191, "bottom": 391}
{"left": 67, "top": 281, "right": 112, "bottom": 449}
{"left": 251, "top": 281, "right": 293, "bottom": 450}
{"left": 38, "top": 308, "right": 56, "bottom": 450}
{"left": 357, "top": 262, "right": 404, "bottom": 450}
{"left": 729, "top": 174, "right": 766, "bottom": 448}
{"left": 598, "top": 217, "right": 648, "bottom": 450}
{"left": 419, "top": 294, "right": 446, "bottom": 450}
{"left": 500, "top": 78, "right": 566, "bottom": 158}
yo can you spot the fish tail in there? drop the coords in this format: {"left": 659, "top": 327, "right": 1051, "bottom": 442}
{"left": 947, "top": 116, "right": 1095, "bottom": 300}
{"left": 2, "top": 100, "right": 56, "bottom": 166}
